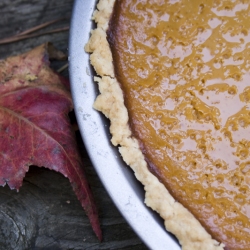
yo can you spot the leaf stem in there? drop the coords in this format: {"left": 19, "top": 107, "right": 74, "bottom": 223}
{"left": 17, "top": 18, "right": 65, "bottom": 36}
{"left": 57, "top": 63, "right": 69, "bottom": 73}
{"left": 0, "top": 18, "right": 69, "bottom": 45}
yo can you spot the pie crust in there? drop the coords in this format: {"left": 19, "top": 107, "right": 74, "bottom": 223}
{"left": 85, "top": 1, "right": 225, "bottom": 249}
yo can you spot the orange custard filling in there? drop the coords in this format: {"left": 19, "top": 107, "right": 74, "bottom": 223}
{"left": 107, "top": 0, "right": 250, "bottom": 249}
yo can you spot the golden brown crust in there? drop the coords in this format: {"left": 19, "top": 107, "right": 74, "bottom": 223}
{"left": 85, "top": 1, "right": 224, "bottom": 249}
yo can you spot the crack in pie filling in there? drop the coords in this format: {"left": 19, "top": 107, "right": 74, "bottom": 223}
{"left": 86, "top": 0, "right": 250, "bottom": 249}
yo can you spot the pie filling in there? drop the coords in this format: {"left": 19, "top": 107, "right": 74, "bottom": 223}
{"left": 107, "top": 0, "right": 250, "bottom": 249}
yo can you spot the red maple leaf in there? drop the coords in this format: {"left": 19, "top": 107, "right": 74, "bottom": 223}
{"left": 0, "top": 43, "right": 102, "bottom": 241}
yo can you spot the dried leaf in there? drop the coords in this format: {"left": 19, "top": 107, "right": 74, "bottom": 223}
{"left": 0, "top": 43, "right": 102, "bottom": 241}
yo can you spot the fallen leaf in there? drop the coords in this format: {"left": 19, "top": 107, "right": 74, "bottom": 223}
{"left": 0, "top": 43, "right": 102, "bottom": 241}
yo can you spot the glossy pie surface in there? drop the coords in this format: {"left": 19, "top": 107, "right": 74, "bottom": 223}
{"left": 108, "top": 1, "right": 250, "bottom": 249}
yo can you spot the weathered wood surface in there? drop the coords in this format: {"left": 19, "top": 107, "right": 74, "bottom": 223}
{"left": 0, "top": 0, "right": 148, "bottom": 249}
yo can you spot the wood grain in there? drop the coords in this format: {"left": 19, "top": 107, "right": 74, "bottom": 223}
{"left": 0, "top": 1, "right": 148, "bottom": 249}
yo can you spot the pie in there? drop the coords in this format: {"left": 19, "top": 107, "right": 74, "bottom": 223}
{"left": 85, "top": 0, "right": 250, "bottom": 249}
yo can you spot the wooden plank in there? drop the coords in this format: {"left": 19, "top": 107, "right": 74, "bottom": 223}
{"left": 0, "top": 0, "right": 148, "bottom": 249}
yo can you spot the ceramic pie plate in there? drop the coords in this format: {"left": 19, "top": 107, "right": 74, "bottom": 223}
{"left": 69, "top": 0, "right": 180, "bottom": 249}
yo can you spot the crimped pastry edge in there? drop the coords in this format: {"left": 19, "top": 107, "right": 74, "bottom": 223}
{"left": 85, "top": 1, "right": 225, "bottom": 249}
